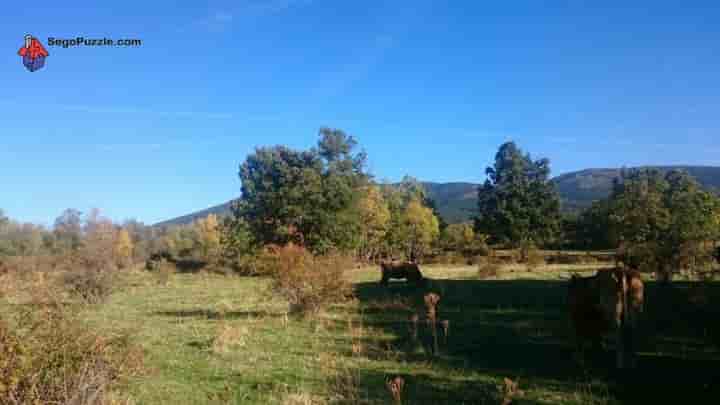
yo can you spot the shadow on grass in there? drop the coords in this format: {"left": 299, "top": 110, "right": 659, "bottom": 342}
{"left": 347, "top": 278, "right": 720, "bottom": 404}
{"left": 154, "top": 309, "right": 284, "bottom": 320}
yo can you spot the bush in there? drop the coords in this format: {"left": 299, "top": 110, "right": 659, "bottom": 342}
{"left": 60, "top": 268, "right": 114, "bottom": 303}
{"left": 477, "top": 262, "right": 501, "bottom": 279}
{"left": 0, "top": 307, "right": 143, "bottom": 405}
{"left": 266, "top": 244, "right": 354, "bottom": 315}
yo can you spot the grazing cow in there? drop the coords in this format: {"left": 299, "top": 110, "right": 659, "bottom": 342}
{"left": 567, "top": 267, "right": 644, "bottom": 369}
{"left": 379, "top": 261, "right": 424, "bottom": 286}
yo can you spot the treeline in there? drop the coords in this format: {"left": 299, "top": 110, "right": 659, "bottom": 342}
{"left": 3, "top": 128, "right": 720, "bottom": 279}
{"left": 566, "top": 168, "right": 720, "bottom": 278}
{"left": 0, "top": 208, "right": 144, "bottom": 269}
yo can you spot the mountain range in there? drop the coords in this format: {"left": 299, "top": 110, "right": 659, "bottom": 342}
{"left": 154, "top": 166, "right": 720, "bottom": 227}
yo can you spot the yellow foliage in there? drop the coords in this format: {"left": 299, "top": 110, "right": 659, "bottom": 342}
{"left": 357, "top": 185, "right": 391, "bottom": 260}
{"left": 113, "top": 229, "right": 134, "bottom": 268}
{"left": 195, "top": 214, "right": 221, "bottom": 261}
{"left": 402, "top": 198, "right": 440, "bottom": 258}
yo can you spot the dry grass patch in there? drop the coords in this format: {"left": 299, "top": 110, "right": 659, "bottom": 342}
{"left": 212, "top": 322, "right": 250, "bottom": 354}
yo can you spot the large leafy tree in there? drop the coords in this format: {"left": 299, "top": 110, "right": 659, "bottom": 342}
{"left": 236, "top": 128, "right": 368, "bottom": 254}
{"left": 475, "top": 142, "right": 561, "bottom": 247}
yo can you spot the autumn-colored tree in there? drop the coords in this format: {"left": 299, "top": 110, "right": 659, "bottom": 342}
{"left": 402, "top": 198, "right": 440, "bottom": 261}
{"left": 379, "top": 178, "right": 441, "bottom": 261}
{"left": 442, "top": 223, "right": 475, "bottom": 253}
{"left": 81, "top": 209, "right": 117, "bottom": 270}
{"left": 113, "top": 229, "right": 134, "bottom": 268}
{"left": 195, "top": 214, "right": 221, "bottom": 261}
{"left": 357, "top": 185, "right": 391, "bottom": 262}
{"left": 158, "top": 225, "right": 198, "bottom": 259}
{"left": 0, "top": 219, "right": 47, "bottom": 257}
{"left": 122, "top": 219, "right": 153, "bottom": 263}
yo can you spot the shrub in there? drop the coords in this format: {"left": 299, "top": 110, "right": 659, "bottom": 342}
{"left": 0, "top": 307, "right": 143, "bottom": 405}
{"left": 266, "top": 244, "right": 354, "bottom": 315}
{"left": 0, "top": 318, "right": 25, "bottom": 401}
{"left": 60, "top": 268, "right": 114, "bottom": 303}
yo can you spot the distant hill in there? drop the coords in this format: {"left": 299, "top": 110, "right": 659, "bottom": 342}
{"left": 153, "top": 201, "right": 236, "bottom": 229}
{"left": 553, "top": 166, "right": 720, "bottom": 213}
{"left": 154, "top": 166, "right": 720, "bottom": 227}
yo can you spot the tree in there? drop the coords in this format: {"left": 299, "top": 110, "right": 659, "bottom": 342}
{"left": 378, "top": 178, "right": 441, "bottom": 261}
{"left": 0, "top": 217, "right": 47, "bottom": 257}
{"left": 220, "top": 203, "right": 255, "bottom": 260}
{"left": 195, "top": 214, "right": 221, "bottom": 261}
{"left": 113, "top": 229, "right": 134, "bottom": 268}
{"left": 357, "top": 185, "right": 391, "bottom": 261}
{"left": 475, "top": 142, "right": 561, "bottom": 247}
{"left": 442, "top": 223, "right": 475, "bottom": 252}
{"left": 608, "top": 168, "right": 720, "bottom": 279}
{"left": 573, "top": 200, "right": 615, "bottom": 249}
{"left": 235, "top": 128, "right": 368, "bottom": 254}
{"left": 81, "top": 210, "right": 116, "bottom": 269}
{"left": 54, "top": 208, "right": 83, "bottom": 253}
{"left": 401, "top": 198, "right": 440, "bottom": 261}
{"left": 122, "top": 219, "right": 152, "bottom": 263}
{"left": 424, "top": 197, "right": 448, "bottom": 234}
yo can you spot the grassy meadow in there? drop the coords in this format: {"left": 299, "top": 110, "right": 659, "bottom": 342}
{"left": 19, "top": 262, "right": 711, "bottom": 404}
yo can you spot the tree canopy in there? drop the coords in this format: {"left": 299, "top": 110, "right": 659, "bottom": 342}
{"left": 475, "top": 142, "right": 561, "bottom": 247}
{"left": 235, "top": 128, "right": 368, "bottom": 254}
{"left": 607, "top": 168, "right": 720, "bottom": 277}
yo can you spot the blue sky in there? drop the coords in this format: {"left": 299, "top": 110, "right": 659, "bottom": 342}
{"left": 2, "top": 1, "right": 719, "bottom": 225}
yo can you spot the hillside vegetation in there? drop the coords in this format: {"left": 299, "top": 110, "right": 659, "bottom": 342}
{"left": 155, "top": 166, "right": 720, "bottom": 226}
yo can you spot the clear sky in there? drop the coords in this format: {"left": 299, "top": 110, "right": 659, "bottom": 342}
{"left": 2, "top": 1, "right": 719, "bottom": 226}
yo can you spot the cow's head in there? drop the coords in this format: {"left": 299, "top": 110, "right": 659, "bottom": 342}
{"left": 424, "top": 292, "right": 440, "bottom": 309}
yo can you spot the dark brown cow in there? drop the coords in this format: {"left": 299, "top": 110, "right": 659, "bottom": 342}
{"left": 379, "top": 261, "right": 424, "bottom": 286}
{"left": 568, "top": 267, "right": 644, "bottom": 369}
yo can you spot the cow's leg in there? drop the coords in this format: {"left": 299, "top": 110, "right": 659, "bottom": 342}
{"left": 615, "top": 326, "right": 625, "bottom": 369}
{"left": 624, "top": 315, "right": 637, "bottom": 369}
{"left": 615, "top": 308, "right": 626, "bottom": 369}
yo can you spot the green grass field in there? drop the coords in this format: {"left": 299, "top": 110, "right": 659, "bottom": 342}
{"left": 71, "top": 264, "right": 720, "bottom": 404}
